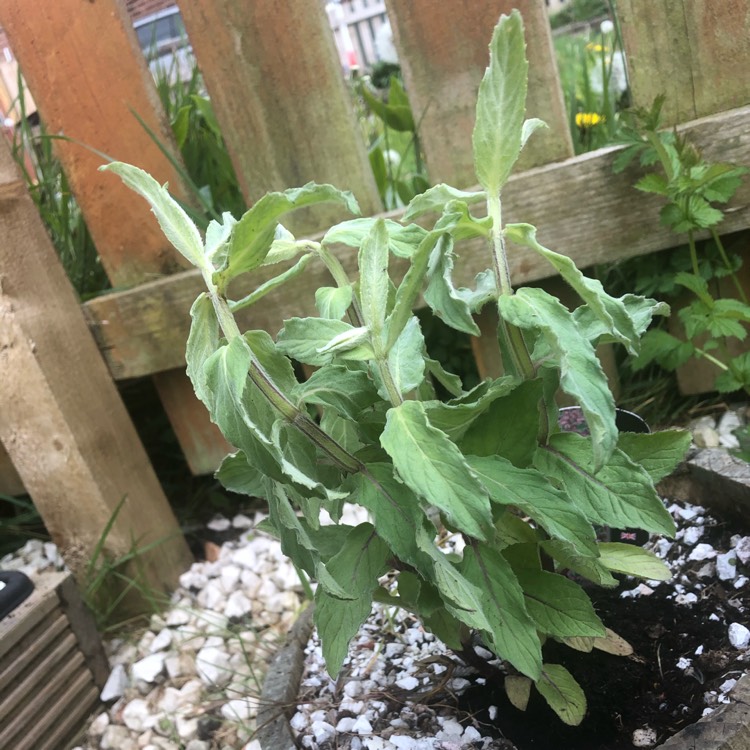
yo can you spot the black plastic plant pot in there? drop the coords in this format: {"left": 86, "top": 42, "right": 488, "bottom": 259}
{"left": 0, "top": 570, "right": 35, "bottom": 620}
{"left": 558, "top": 406, "right": 651, "bottom": 546}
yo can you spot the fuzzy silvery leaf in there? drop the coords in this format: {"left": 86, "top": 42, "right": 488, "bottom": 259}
{"left": 315, "top": 285, "right": 353, "bottom": 320}
{"left": 322, "top": 523, "right": 389, "bottom": 600}
{"left": 505, "top": 223, "right": 642, "bottom": 355}
{"left": 229, "top": 254, "right": 313, "bottom": 313}
{"left": 186, "top": 294, "right": 221, "bottom": 409}
{"left": 320, "top": 411, "right": 363, "bottom": 454}
{"left": 498, "top": 287, "right": 616, "bottom": 469}
{"left": 323, "top": 217, "right": 427, "bottom": 258}
{"left": 535, "top": 665, "right": 586, "bottom": 726}
{"left": 205, "top": 212, "right": 237, "bottom": 265}
{"left": 215, "top": 451, "right": 266, "bottom": 498}
{"left": 316, "top": 325, "right": 371, "bottom": 356}
{"left": 424, "top": 358, "right": 464, "bottom": 397}
{"left": 434, "top": 202, "right": 493, "bottom": 242}
{"left": 403, "top": 184, "right": 486, "bottom": 221}
{"left": 358, "top": 219, "right": 389, "bottom": 343}
{"left": 459, "top": 543, "right": 542, "bottom": 680}
{"left": 572, "top": 294, "right": 669, "bottom": 345}
{"left": 221, "top": 183, "right": 359, "bottom": 284}
{"left": 380, "top": 401, "right": 494, "bottom": 540}
{"left": 101, "top": 162, "right": 206, "bottom": 270}
{"left": 511, "top": 568, "right": 605, "bottom": 638}
{"left": 597, "top": 542, "right": 672, "bottom": 580}
{"left": 276, "top": 318, "right": 363, "bottom": 366}
{"left": 467, "top": 455, "right": 597, "bottom": 557}
{"left": 535, "top": 432, "right": 676, "bottom": 537}
{"left": 521, "top": 117, "right": 548, "bottom": 149}
{"left": 293, "top": 365, "right": 379, "bottom": 422}
{"left": 424, "top": 235, "right": 481, "bottom": 336}
{"left": 374, "top": 316, "right": 425, "bottom": 399}
{"left": 472, "top": 10, "right": 528, "bottom": 193}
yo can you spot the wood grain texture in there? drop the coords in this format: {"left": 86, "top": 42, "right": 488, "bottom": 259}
{"left": 386, "top": 0, "right": 573, "bottom": 188}
{"left": 619, "top": 0, "right": 750, "bottom": 125}
{"left": 84, "top": 106, "right": 750, "bottom": 380}
{"left": 0, "top": 0, "right": 235, "bottom": 477}
{"left": 178, "top": 0, "right": 382, "bottom": 230}
{"left": 0, "top": 140, "right": 192, "bottom": 590}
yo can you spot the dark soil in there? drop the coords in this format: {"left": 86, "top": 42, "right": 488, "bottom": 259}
{"left": 454, "top": 503, "right": 750, "bottom": 749}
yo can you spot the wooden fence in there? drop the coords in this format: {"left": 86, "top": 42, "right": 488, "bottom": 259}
{"left": 0, "top": 0, "right": 749, "bottom": 594}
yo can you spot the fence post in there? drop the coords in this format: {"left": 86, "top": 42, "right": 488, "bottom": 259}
{"left": 178, "top": 0, "right": 383, "bottom": 231}
{"left": 386, "top": 0, "right": 572, "bottom": 189}
{"left": 618, "top": 0, "right": 750, "bottom": 126}
{"left": 0, "top": 0, "right": 231, "bottom": 476}
{"left": 387, "top": 1, "right": 573, "bottom": 378}
{"left": 0, "top": 137, "right": 192, "bottom": 592}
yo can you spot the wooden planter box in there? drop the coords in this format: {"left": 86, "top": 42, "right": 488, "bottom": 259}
{"left": 0, "top": 571, "right": 109, "bottom": 750}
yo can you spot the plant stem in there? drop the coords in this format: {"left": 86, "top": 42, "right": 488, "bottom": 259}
{"left": 711, "top": 228, "right": 747, "bottom": 303}
{"left": 487, "top": 193, "right": 535, "bottom": 381}
{"left": 687, "top": 229, "right": 700, "bottom": 277}
{"left": 316, "top": 243, "right": 365, "bottom": 327}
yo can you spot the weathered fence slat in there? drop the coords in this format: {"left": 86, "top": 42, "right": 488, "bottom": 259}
{"left": 0, "top": 138, "right": 192, "bottom": 588}
{"left": 81, "top": 104, "right": 750, "bottom": 381}
{"left": 0, "top": 0, "right": 229, "bottom": 476}
{"left": 178, "top": 0, "right": 382, "bottom": 232}
{"left": 618, "top": 0, "right": 750, "bottom": 125}
{"left": 386, "top": 0, "right": 573, "bottom": 189}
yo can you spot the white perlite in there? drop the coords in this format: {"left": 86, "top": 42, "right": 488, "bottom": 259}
{"left": 729, "top": 622, "right": 750, "bottom": 649}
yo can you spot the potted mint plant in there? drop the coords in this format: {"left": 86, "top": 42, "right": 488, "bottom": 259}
{"left": 103, "top": 11, "right": 689, "bottom": 726}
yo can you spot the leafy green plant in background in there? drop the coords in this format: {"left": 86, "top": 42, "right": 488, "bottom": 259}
{"left": 355, "top": 70, "right": 429, "bottom": 210}
{"left": 615, "top": 96, "right": 750, "bottom": 394}
{"left": 553, "top": 10, "right": 629, "bottom": 154}
{"left": 105, "top": 11, "right": 689, "bottom": 725}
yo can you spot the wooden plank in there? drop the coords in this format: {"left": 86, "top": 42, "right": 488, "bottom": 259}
{"left": 83, "top": 105, "right": 750, "bottom": 380}
{"left": 386, "top": 0, "right": 573, "bottom": 188}
{"left": 0, "top": 443, "right": 24, "bottom": 495}
{"left": 619, "top": 0, "right": 750, "bottom": 125}
{"left": 0, "top": 0, "right": 229, "bottom": 475}
{"left": 178, "top": 0, "right": 382, "bottom": 231}
{"left": 0, "top": 612, "right": 67, "bottom": 687}
{"left": 0, "top": 139, "right": 193, "bottom": 594}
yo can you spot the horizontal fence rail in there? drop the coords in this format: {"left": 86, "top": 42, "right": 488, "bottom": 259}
{"left": 0, "top": 0, "right": 749, "bottom": 586}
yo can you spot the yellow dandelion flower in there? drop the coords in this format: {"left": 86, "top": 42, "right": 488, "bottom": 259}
{"left": 585, "top": 43, "right": 609, "bottom": 52}
{"left": 575, "top": 112, "right": 605, "bottom": 128}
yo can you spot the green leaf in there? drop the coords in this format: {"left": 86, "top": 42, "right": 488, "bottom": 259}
{"left": 572, "top": 295, "right": 669, "bottom": 345}
{"left": 205, "top": 212, "right": 237, "bottom": 264}
{"left": 186, "top": 294, "right": 221, "bottom": 408}
{"left": 320, "top": 411, "right": 363, "bottom": 454}
{"left": 505, "top": 675, "right": 532, "bottom": 711}
{"left": 505, "top": 223, "right": 641, "bottom": 355}
{"left": 223, "top": 183, "right": 359, "bottom": 283}
{"left": 512, "top": 568, "right": 605, "bottom": 638}
{"left": 354, "top": 464, "right": 425, "bottom": 568}
{"left": 472, "top": 10, "right": 528, "bottom": 193}
{"left": 360, "top": 80, "right": 414, "bottom": 132}
{"left": 229, "top": 254, "right": 314, "bottom": 313}
{"left": 215, "top": 451, "right": 266, "bottom": 498}
{"left": 467, "top": 455, "right": 597, "bottom": 557}
{"left": 499, "top": 287, "right": 616, "bottom": 469}
{"left": 294, "top": 365, "right": 379, "bottom": 421}
{"left": 460, "top": 543, "right": 542, "bottom": 679}
{"left": 380, "top": 401, "right": 493, "bottom": 540}
{"left": 521, "top": 117, "right": 547, "bottom": 149}
{"left": 403, "top": 184, "right": 486, "bottom": 221}
{"left": 100, "top": 162, "right": 206, "bottom": 270}
{"left": 359, "top": 219, "right": 390, "bottom": 343}
{"left": 616, "top": 430, "right": 690, "bottom": 482}
{"left": 276, "top": 318, "right": 362, "bottom": 366}
{"left": 424, "top": 235, "right": 481, "bottom": 336}
{"left": 634, "top": 173, "right": 669, "bottom": 196}
{"left": 535, "top": 433, "right": 676, "bottom": 536}
{"left": 630, "top": 329, "right": 693, "bottom": 372}
{"left": 597, "top": 542, "right": 672, "bottom": 580}
{"left": 424, "top": 358, "right": 464, "bottom": 397}
{"left": 323, "top": 218, "right": 427, "bottom": 259}
{"left": 314, "top": 523, "right": 390, "bottom": 677}
{"left": 316, "top": 325, "right": 371, "bottom": 357}
{"left": 378, "top": 315, "right": 425, "bottom": 398}
{"left": 459, "top": 379, "right": 543, "bottom": 466}
{"left": 315, "top": 285, "right": 353, "bottom": 320}
{"left": 535, "top": 664, "right": 586, "bottom": 726}
{"left": 243, "top": 330, "right": 298, "bottom": 392}
{"left": 541, "top": 540, "right": 617, "bottom": 588}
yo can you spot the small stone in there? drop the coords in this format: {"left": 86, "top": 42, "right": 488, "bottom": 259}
{"left": 150, "top": 628, "right": 173, "bottom": 653}
{"left": 488, "top": 706, "right": 498, "bottom": 720}
{"left": 241, "top": 742, "right": 262, "bottom": 750}
{"left": 131, "top": 653, "right": 166, "bottom": 684}
{"left": 395, "top": 675, "right": 419, "bottom": 690}
{"left": 232, "top": 514, "right": 254, "bottom": 529}
{"left": 176, "top": 715, "right": 200, "bottom": 742}
{"left": 718, "top": 410, "right": 742, "bottom": 436}
{"left": 165, "top": 652, "right": 195, "bottom": 680}
{"left": 100, "top": 663, "right": 129, "bottom": 702}
{"left": 311, "top": 720, "right": 336, "bottom": 743}
{"left": 336, "top": 717, "right": 357, "bottom": 732}
{"left": 185, "top": 742, "right": 210, "bottom": 750}
{"left": 735, "top": 575, "right": 748, "bottom": 589}
{"left": 122, "top": 698, "right": 156, "bottom": 732}
{"left": 688, "top": 543, "right": 717, "bottom": 561}
{"left": 390, "top": 737, "right": 418, "bottom": 749}
{"left": 221, "top": 698, "right": 257, "bottom": 722}
{"left": 682, "top": 526, "right": 703, "bottom": 546}
{"left": 463, "top": 726, "right": 482, "bottom": 741}
{"left": 352, "top": 716, "right": 373, "bottom": 735}
{"left": 207, "top": 516, "right": 231, "bottom": 532}
{"left": 675, "top": 593, "right": 698, "bottom": 606}
{"left": 224, "top": 590, "right": 253, "bottom": 619}
{"left": 696, "top": 562, "right": 716, "bottom": 579}
{"left": 196, "top": 646, "right": 232, "bottom": 687}
{"left": 101, "top": 725, "right": 137, "bottom": 750}
{"left": 692, "top": 425, "right": 720, "bottom": 448}
{"left": 88, "top": 711, "right": 110, "bottom": 736}
{"left": 729, "top": 622, "right": 750, "bottom": 649}
{"left": 719, "top": 678, "right": 738, "bottom": 694}
{"left": 632, "top": 726, "right": 657, "bottom": 747}
{"left": 676, "top": 657, "right": 692, "bottom": 670}
{"left": 716, "top": 551, "right": 738, "bottom": 581}
{"left": 735, "top": 536, "right": 750, "bottom": 565}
